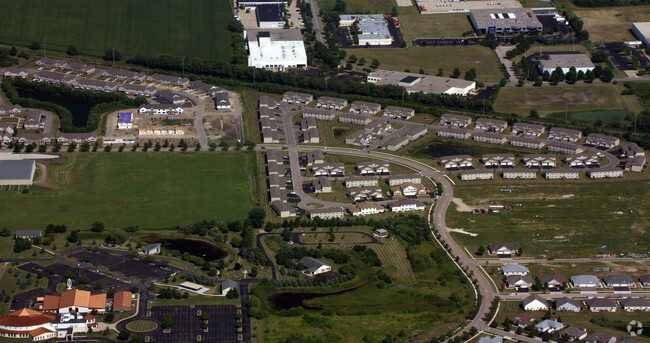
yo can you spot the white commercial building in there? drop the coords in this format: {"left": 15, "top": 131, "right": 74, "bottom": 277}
{"left": 632, "top": 22, "right": 650, "bottom": 47}
{"left": 340, "top": 15, "right": 392, "bottom": 46}
{"left": 247, "top": 29, "right": 307, "bottom": 70}
{"left": 368, "top": 69, "right": 475, "bottom": 96}
{"left": 539, "top": 53, "right": 595, "bottom": 74}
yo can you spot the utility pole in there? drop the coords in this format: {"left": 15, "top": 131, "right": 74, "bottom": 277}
{"left": 565, "top": 103, "right": 568, "bottom": 125}
{"left": 112, "top": 47, "right": 115, "bottom": 66}
{"left": 182, "top": 57, "right": 185, "bottom": 75}
{"left": 43, "top": 39, "right": 46, "bottom": 57}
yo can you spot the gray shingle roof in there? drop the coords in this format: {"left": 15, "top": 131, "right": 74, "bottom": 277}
{"left": 0, "top": 160, "right": 35, "bottom": 180}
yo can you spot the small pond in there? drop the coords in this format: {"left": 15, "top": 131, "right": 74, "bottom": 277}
{"left": 267, "top": 283, "right": 366, "bottom": 310}
{"left": 17, "top": 88, "right": 96, "bottom": 127}
{"left": 141, "top": 237, "right": 229, "bottom": 262}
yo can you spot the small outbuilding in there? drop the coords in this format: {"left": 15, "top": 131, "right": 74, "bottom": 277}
{"left": 221, "top": 279, "right": 238, "bottom": 296}
{"left": 374, "top": 229, "right": 388, "bottom": 238}
{"left": 15, "top": 230, "right": 42, "bottom": 240}
{"left": 143, "top": 243, "right": 161, "bottom": 255}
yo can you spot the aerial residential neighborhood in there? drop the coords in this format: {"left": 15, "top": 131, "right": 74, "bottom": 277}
{"left": 0, "top": 0, "right": 648, "bottom": 342}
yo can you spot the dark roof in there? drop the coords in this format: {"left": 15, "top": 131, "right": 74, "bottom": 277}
{"left": 298, "top": 256, "right": 329, "bottom": 274}
{"left": 640, "top": 274, "right": 650, "bottom": 284}
{"left": 256, "top": 4, "right": 284, "bottom": 22}
{"left": 560, "top": 326, "right": 586, "bottom": 339}
{"left": 555, "top": 297, "right": 581, "bottom": 308}
{"left": 585, "top": 332, "right": 613, "bottom": 343}
{"left": 400, "top": 76, "right": 419, "bottom": 83}
{"left": 222, "top": 279, "right": 238, "bottom": 290}
{"left": 15, "top": 230, "right": 41, "bottom": 237}
{"left": 602, "top": 274, "right": 634, "bottom": 285}
{"left": 586, "top": 297, "right": 616, "bottom": 308}
{"left": 258, "top": 31, "right": 271, "bottom": 38}
{"left": 488, "top": 243, "right": 517, "bottom": 251}
{"left": 0, "top": 160, "right": 35, "bottom": 180}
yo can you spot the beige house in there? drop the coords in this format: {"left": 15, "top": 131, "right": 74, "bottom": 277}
{"left": 391, "top": 183, "right": 426, "bottom": 197}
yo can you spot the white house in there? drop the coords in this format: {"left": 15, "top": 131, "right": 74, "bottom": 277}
{"left": 523, "top": 294, "right": 549, "bottom": 311}
{"left": 501, "top": 264, "right": 529, "bottom": 276}
{"left": 143, "top": 243, "right": 161, "bottom": 255}
{"left": 535, "top": 319, "right": 564, "bottom": 333}
{"left": 221, "top": 280, "right": 238, "bottom": 296}
{"left": 298, "top": 257, "right": 331, "bottom": 276}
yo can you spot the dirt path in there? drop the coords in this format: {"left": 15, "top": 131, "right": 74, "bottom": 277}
{"left": 451, "top": 197, "right": 473, "bottom": 212}
{"left": 33, "top": 163, "right": 58, "bottom": 189}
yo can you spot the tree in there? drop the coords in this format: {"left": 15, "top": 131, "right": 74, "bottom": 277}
{"left": 565, "top": 67, "right": 577, "bottom": 84}
{"left": 601, "top": 67, "right": 614, "bottom": 82}
{"left": 154, "top": 142, "right": 161, "bottom": 151}
{"left": 103, "top": 48, "right": 122, "bottom": 62}
{"left": 476, "top": 245, "right": 485, "bottom": 256}
{"left": 550, "top": 71, "right": 561, "bottom": 84}
{"left": 553, "top": 67, "right": 565, "bottom": 81}
{"left": 14, "top": 238, "right": 32, "bottom": 253}
{"left": 0, "top": 227, "right": 10, "bottom": 237}
{"left": 117, "top": 330, "right": 131, "bottom": 341}
{"left": 347, "top": 55, "right": 357, "bottom": 63}
{"left": 391, "top": 6, "right": 399, "bottom": 17}
{"left": 104, "top": 312, "right": 115, "bottom": 323}
{"left": 195, "top": 143, "right": 201, "bottom": 151}
{"left": 593, "top": 65, "right": 604, "bottom": 78}
{"left": 534, "top": 78, "right": 543, "bottom": 87}
{"left": 162, "top": 313, "right": 174, "bottom": 329}
{"left": 226, "top": 288, "right": 240, "bottom": 299}
{"left": 29, "top": 41, "right": 41, "bottom": 50}
{"left": 518, "top": 79, "right": 525, "bottom": 87}
{"left": 452, "top": 68, "right": 461, "bottom": 78}
{"left": 90, "top": 221, "right": 105, "bottom": 233}
{"left": 530, "top": 109, "right": 539, "bottom": 118}
{"left": 67, "top": 230, "right": 79, "bottom": 243}
{"left": 9, "top": 47, "right": 17, "bottom": 56}
{"left": 370, "top": 58, "right": 380, "bottom": 68}
{"left": 66, "top": 45, "right": 79, "bottom": 56}
{"left": 67, "top": 142, "right": 77, "bottom": 152}
{"left": 585, "top": 70, "right": 595, "bottom": 83}
{"left": 104, "top": 144, "right": 113, "bottom": 152}
{"left": 358, "top": 57, "right": 366, "bottom": 65}
{"left": 247, "top": 208, "right": 266, "bottom": 228}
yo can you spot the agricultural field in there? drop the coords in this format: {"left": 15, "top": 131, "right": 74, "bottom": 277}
{"left": 398, "top": 7, "right": 473, "bottom": 41}
{"left": 574, "top": 5, "right": 650, "bottom": 42}
{"left": 0, "top": 0, "right": 233, "bottom": 60}
{"left": 346, "top": 45, "right": 504, "bottom": 83}
{"left": 447, "top": 179, "right": 650, "bottom": 258}
{"left": 494, "top": 83, "right": 644, "bottom": 117}
{"left": 0, "top": 152, "right": 253, "bottom": 230}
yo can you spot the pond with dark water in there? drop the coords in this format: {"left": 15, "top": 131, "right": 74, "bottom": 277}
{"left": 267, "top": 283, "right": 367, "bottom": 310}
{"left": 17, "top": 88, "right": 96, "bottom": 127}
{"left": 141, "top": 237, "right": 229, "bottom": 262}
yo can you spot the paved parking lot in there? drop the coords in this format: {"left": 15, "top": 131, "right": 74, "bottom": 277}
{"left": 19, "top": 262, "right": 132, "bottom": 293}
{"left": 67, "top": 249, "right": 181, "bottom": 282}
{"left": 146, "top": 305, "right": 239, "bottom": 342}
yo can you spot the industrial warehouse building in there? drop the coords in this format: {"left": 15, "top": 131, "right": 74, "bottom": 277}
{"left": 632, "top": 22, "right": 650, "bottom": 47}
{"left": 246, "top": 30, "right": 307, "bottom": 70}
{"left": 0, "top": 160, "right": 36, "bottom": 186}
{"left": 469, "top": 8, "right": 542, "bottom": 35}
{"left": 367, "top": 70, "right": 475, "bottom": 96}
{"left": 256, "top": 4, "right": 285, "bottom": 28}
{"left": 539, "top": 53, "right": 595, "bottom": 74}
{"left": 339, "top": 15, "right": 392, "bottom": 46}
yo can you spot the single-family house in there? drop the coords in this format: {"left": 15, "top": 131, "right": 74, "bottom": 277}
{"left": 298, "top": 257, "right": 332, "bottom": 276}
{"left": 540, "top": 275, "right": 566, "bottom": 292}
{"left": 15, "top": 230, "right": 42, "bottom": 240}
{"left": 555, "top": 297, "right": 581, "bottom": 312}
{"left": 571, "top": 275, "right": 600, "bottom": 288}
{"left": 560, "top": 326, "right": 588, "bottom": 341}
{"left": 603, "top": 275, "right": 635, "bottom": 288}
{"left": 618, "top": 297, "right": 650, "bottom": 312}
{"left": 215, "top": 92, "right": 231, "bottom": 110}
{"left": 501, "top": 264, "right": 529, "bottom": 276}
{"left": 586, "top": 298, "right": 617, "bottom": 312}
{"left": 143, "top": 243, "right": 161, "bottom": 255}
{"left": 506, "top": 275, "right": 533, "bottom": 291}
{"left": 391, "top": 182, "right": 426, "bottom": 197}
{"left": 221, "top": 280, "right": 238, "bottom": 295}
{"left": 535, "top": 319, "right": 564, "bottom": 333}
{"left": 523, "top": 294, "right": 549, "bottom": 311}
{"left": 585, "top": 333, "right": 616, "bottom": 343}
{"left": 488, "top": 243, "right": 517, "bottom": 257}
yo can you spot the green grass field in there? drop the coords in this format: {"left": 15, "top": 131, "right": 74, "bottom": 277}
{"left": 447, "top": 179, "right": 650, "bottom": 258}
{"left": 0, "top": 152, "right": 253, "bottom": 230}
{"left": 319, "top": 0, "right": 396, "bottom": 14}
{"left": 494, "top": 83, "right": 644, "bottom": 117}
{"left": 518, "top": 0, "right": 554, "bottom": 7}
{"left": 547, "top": 110, "right": 634, "bottom": 124}
{"left": 574, "top": 5, "right": 650, "bottom": 42}
{"left": 398, "top": 7, "right": 473, "bottom": 41}
{"left": 126, "top": 320, "right": 158, "bottom": 332}
{"left": 346, "top": 46, "right": 504, "bottom": 83}
{"left": 0, "top": 0, "right": 233, "bottom": 60}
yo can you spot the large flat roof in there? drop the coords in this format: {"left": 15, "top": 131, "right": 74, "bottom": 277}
{"left": 540, "top": 53, "right": 594, "bottom": 69}
{"left": 368, "top": 69, "right": 475, "bottom": 95}
{"left": 470, "top": 8, "right": 541, "bottom": 28}
{"left": 0, "top": 160, "right": 35, "bottom": 180}
{"left": 633, "top": 22, "right": 650, "bottom": 38}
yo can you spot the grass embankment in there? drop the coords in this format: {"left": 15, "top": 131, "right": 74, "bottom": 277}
{"left": 0, "top": 0, "right": 233, "bottom": 60}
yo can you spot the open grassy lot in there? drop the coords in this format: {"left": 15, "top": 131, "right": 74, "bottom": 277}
{"left": 518, "top": 0, "right": 555, "bottom": 7}
{"left": 626, "top": 81, "right": 650, "bottom": 110}
{"left": 319, "top": 0, "right": 397, "bottom": 14}
{"left": 447, "top": 179, "right": 650, "bottom": 258}
{"left": 547, "top": 110, "right": 635, "bottom": 124}
{"left": 0, "top": 0, "right": 233, "bottom": 60}
{"left": 0, "top": 152, "right": 253, "bottom": 230}
{"left": 494, "top": 83, "right": 644, "bottom": 117}
{"left": 398, "top": 7, "right": 473, "bottom": 41}
{"left": 574, "top": 5, "right": 650, "bottom": 42}
{"left": 0, "top": 262, "right": 49, "bottom": 314}
{"left": 346, "top": 45, "right": 504, "bottom": 82}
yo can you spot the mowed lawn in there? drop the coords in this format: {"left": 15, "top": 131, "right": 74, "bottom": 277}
{"left": 398, "top": 7, "right": 473, "bottom": 41}
{"left": 347, "top": 45, "right": 503, "bottom": 82}
{"left": 574, "top": 5, "right": 650, "bottom": 42}
{"left": 447, "top": 179, "right": 650, "bottom": 258}
{"left": 319, "top": 0, "right": 396, "bottom": 13}
{"left": 0, "top": 0, "right": 233, "bottom": 60}
{"left": 494, "top": 83, "right": 644, "bottom": 116}
{"left": 0, "top": 152, "right": 252, "bottom": 230}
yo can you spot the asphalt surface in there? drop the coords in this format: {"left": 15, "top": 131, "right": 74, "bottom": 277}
{"left": 307, "top": 0, "right": 327, "bottom": 45}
